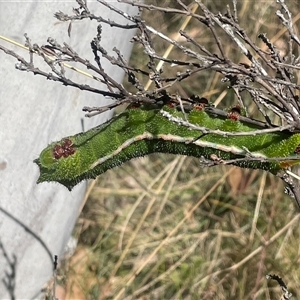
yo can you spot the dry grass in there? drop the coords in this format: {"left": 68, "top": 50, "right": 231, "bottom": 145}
{"left": 55, "top": 1, "right": 300, "bottom": 299}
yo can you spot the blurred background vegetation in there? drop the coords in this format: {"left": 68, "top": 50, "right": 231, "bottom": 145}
{"left": 53, "top": 1, "right": 300, "bottom": 299}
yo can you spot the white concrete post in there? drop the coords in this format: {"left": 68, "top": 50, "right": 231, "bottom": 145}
{"left": 0, "top": 2, "right": 138, "bottom": 298}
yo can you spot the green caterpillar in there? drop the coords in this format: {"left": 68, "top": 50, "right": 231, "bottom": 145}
{"left": 34, "top": 102, "right": 300, "bottom": 190}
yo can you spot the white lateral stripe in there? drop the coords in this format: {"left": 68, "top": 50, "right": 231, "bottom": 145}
{"left": 90, "top": 132, "right": 266, "bottom": 170}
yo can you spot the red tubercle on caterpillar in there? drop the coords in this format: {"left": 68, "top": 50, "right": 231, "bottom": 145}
{"left": 166, "top": 102, "right": 176, "bottom": 109}
{"left": 53, "top": 145, "right": 65, "bottom": 159}
{"left": 62, "top": 138, "right": 73, "bottom": 148}
{"left": 53, "top": 139, "right": 75, "bottom": 159}
{"left": 62, "top": 139, "right": 76, "bottom": 157}
{"left": 191, "top": 96, "right": 209, "bottom": 111}
{"left": 227, "top": 105, "right": 242, "bottom": 121}
{"left": 193, "top": 104, "right": 205, "bottom": 111}
{"left": 294, "top": 144, "right": 300, "bottom": 154}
